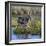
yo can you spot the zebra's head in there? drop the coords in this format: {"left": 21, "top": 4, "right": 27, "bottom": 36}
{"left": 18, "top": 15, "right": 31, "bottom": 27}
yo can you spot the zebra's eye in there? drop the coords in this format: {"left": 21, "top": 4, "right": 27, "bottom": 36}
{"left": 18, "top": 17, "right": 22, "bottom": 19}
{"left": 22, "top": 18, "right": 24, "bottom": 21}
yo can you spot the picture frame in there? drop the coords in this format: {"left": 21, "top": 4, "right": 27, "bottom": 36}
{"left": 5, "top": 1, "right": 45, "bottom": 45}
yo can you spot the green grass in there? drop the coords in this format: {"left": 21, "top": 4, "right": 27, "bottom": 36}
{"left": 12, "top": 17, "right": 41, "bottom": 35}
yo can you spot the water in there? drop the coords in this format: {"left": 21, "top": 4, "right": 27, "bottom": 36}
{"left": 11, "top": 34, "right": 40, "bottom": 40}
{"left": 11, "top": 28, "right": 41, "bottom": 40}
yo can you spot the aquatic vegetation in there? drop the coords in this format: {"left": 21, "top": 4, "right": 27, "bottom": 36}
{"left": 12, "top": 17, "right": 41, "bottom": 35}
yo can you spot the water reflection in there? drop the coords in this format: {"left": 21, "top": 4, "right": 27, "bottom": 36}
{"left": 11, "top": 34, "right": 40, "bottom": 40}
{"left": 11, "top": 27, "right": 41, "bottom": 40}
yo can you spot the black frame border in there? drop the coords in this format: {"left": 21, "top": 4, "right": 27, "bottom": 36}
{"left": 5, "top": 1, "right": 45, "bottom": 45}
